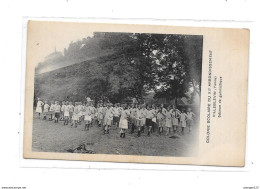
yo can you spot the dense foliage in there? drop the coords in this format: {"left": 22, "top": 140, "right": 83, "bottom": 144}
{"left": 35, "top": 32, "right": 203, "bottom": 104}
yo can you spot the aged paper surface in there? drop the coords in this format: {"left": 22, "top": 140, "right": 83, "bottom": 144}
{"left": 24, "top": 20, "right": 249, "bottom": 166}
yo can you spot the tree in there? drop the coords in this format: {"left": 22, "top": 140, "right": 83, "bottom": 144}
{"left": 148, "top": 34, "right": 203, "bottom": 104}
{"left": 183, "top": 35, "right": 203, "bottom": 96}
{"left": 35, "top": 32, "right": 203, "bottom": 105}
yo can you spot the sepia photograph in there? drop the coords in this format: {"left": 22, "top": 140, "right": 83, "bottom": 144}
{"left": 32, "top": 30, "right": 202, "bottom": 157}
{"left": 24, "top": 21, "right": 249, "bottom": 166}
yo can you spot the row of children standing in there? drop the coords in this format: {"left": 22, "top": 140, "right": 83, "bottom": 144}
{"left": 35, "top": 98, "right": 196, "bottom": 138}
{"left": 36, "top": 98, "right": 98, "bottom": 129}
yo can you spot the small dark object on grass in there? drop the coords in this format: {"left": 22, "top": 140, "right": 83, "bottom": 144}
{"left": 169, "top": 135, "right": 180, "bottom": 139}
{"left": 66, "top": 143, "right": 95, "bottom": 154}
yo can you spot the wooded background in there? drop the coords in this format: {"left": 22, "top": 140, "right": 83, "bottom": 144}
{"left": 35, "top": 32, "right": 203, "bottom": 105}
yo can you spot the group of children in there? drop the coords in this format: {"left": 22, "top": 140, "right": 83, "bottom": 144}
{"left": 35, "top": 97, "right": 196, "bottom": 138}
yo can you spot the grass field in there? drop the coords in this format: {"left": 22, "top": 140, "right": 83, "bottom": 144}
{"left": 32, "top": 112, "right": 199, "bottom": 157}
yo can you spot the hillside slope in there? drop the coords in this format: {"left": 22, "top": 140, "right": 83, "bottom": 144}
{"left": 34, "top": 53, "right": 123, "bottom": 102}
{"left": 35, "top": 32, "right": 133, "bottom": 74}
{"left": 34, "top": 33, "right": 202, "bottom": 105}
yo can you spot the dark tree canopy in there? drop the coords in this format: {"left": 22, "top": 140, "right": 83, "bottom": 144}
{"left": 35, "top": 32, "right": 203, "bottom": 104}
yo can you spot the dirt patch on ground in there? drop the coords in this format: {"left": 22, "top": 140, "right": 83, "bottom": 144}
{"left": 32, "top": 113, "right": 199, "bottom": 157}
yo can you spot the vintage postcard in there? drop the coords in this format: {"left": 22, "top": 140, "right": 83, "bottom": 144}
{"left": 23, "top": 20, "right": 249, "bottom": 166}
